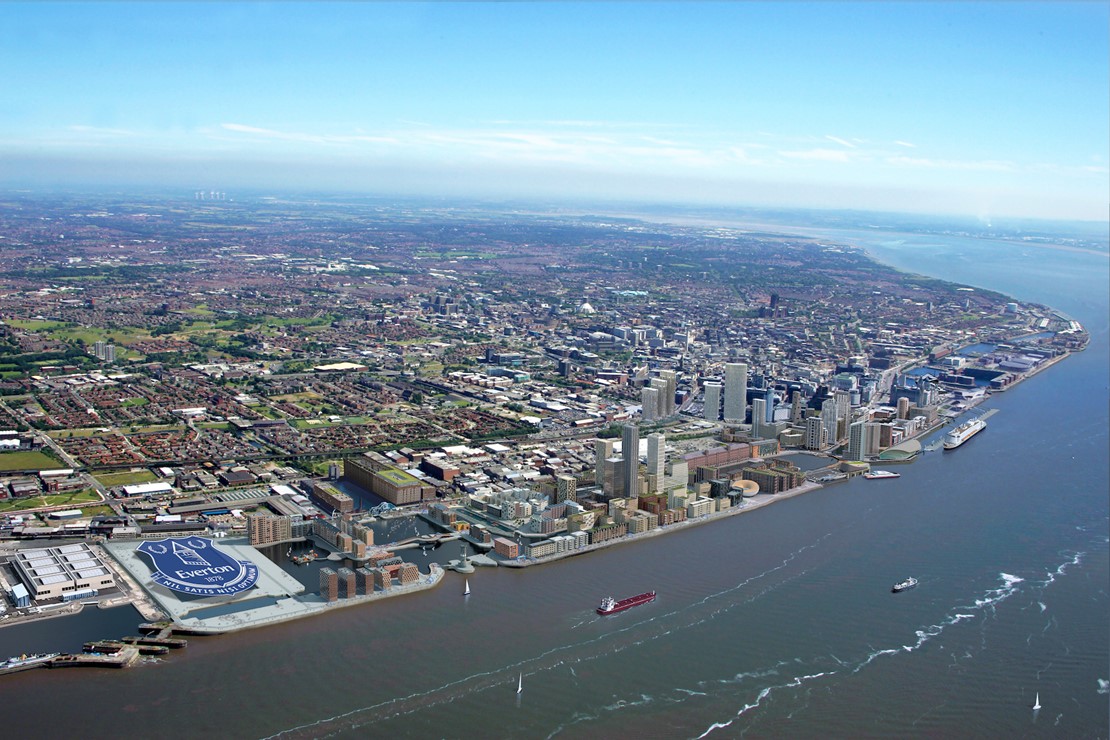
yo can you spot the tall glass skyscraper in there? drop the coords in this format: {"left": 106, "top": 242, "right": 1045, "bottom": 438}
{"left": 622, "top": 423, "right": 640, "bottom": 499}
{"left": 724, "top": 362, "right": 748, "bottom": 422}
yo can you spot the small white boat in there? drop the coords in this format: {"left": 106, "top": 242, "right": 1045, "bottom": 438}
{"left": 1033, "top": 692, "right": 1041, "bottom": 712}
{"left": 517, "top": 672, "right": 523, "bottom": 694}
{"left": 463, "top": 578, "right": 470, "bottom": 596}
{"left": 864, "top": 470, "right": 900, "bottom": 480}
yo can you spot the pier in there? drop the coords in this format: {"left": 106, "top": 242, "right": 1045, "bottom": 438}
{"left": 121, "top": 635, "right": 188, "bottom": 649}
{"left": 85, "top": 639, "right": 169, "bottom": 656}
{"left": 50, "top": 646, "right": 141, "bottom": 669}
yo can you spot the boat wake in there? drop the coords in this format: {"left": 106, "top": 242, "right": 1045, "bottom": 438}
{"left": 692, "top": 671, "right": 836, "bottom": 739}
{"left": 1040, "top": 551, "right": 1083, "bottom": 587}
{"left": 694, "top": 555, "right": 1088, "bottom": 738}
{"left": 263, "top": 547, "right": 1095, "bottom": 740}
{"left": 260, "top": 535, "right": 834, "bottom": 739}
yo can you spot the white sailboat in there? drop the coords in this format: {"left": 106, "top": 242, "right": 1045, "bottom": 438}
{"left": 1033, "top": 692, "right": 1041, "bottom": 712}
{"left": 516, "top": 672, "right": 523, "bottom": 694}
{"left": 463, "top": 578, "right": 471, "bottom": 596}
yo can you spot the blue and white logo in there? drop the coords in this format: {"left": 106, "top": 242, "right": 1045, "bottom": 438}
{"left": 137, "top": 537, "right": 258, "bottom": 596}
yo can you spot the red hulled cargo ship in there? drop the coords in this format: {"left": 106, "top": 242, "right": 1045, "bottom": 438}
{"left": 596, "top": 591, "right": 656, "bottom": 615}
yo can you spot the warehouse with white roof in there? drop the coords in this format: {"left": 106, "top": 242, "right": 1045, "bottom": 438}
{"left": 11, "top": 543, "right": 116, "bottom": 601}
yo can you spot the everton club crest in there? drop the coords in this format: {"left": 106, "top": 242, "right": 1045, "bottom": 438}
{"left": 137, "top": 537, "right": 258, "bottom": 596}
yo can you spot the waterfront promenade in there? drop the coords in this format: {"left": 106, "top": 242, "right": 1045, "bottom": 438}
{"left": 498, "top": 480, "right": 824, "bottom": 569}
{"left": 101, "top": 537, "right": 444, "bottom": 634}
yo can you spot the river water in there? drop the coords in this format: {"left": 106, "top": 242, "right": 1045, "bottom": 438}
{"left": 0, "top": 226, "right": 1106, "bottom": 739}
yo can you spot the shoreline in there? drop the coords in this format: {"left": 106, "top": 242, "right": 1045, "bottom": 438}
{"left": 168, "top": 564, "right": 446, "bottom": 635}
{"left": 499, "top": 345, "right": 1082, "bottom": 570}
{"left": 0, "top": 346, "right": 1081, "bottom": 641}
{"left": 501, "top": 481, "right": 824, "bottom": 569}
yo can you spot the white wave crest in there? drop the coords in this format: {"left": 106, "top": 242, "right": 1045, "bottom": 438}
{"left": 694, "top": 673, "right": 833, "bottom": 738}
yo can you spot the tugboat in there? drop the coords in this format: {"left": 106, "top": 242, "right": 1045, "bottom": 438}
{"left": 892, "top": 577, "right": 918, "bottom": 593}
{"left": 597, "top": 590, "right": 656, "bottom": 615}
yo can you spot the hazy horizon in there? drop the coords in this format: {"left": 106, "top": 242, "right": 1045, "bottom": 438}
{"left": 3, "top": 2, "right": 1107, "bottom": 222}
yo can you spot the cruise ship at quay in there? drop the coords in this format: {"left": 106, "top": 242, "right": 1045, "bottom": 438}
{"left": 943, "top": 418, "right": 986, "bottom": 450}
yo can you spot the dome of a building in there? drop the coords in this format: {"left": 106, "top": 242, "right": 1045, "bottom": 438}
{"left": 577, "top": 301, "right": 596, "bottom": 314}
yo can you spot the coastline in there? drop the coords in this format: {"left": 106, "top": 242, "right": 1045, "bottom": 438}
{"left": 498, "top": 343, "right": 1083, "bottom": 570}
{"left": 0, "top": 327, "right": 1083, "bottom": 642}
{"left": 166, "top": 564, "right": 446, "bottom": 635}
{"left": 501, "top": 480, "right": 824, "bottom": 569}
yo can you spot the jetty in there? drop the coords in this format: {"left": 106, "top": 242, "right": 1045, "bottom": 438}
{"left": 51, "top": 646, "right": 141, "bottom": 669}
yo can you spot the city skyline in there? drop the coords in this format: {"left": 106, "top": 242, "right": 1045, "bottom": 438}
{"left": 2, "top": 1, "right": 1107, "bottom": 221}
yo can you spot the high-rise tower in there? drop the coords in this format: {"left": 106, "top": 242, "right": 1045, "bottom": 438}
{"left": 703, "top": 381, "right": 722, "bottom": 422}
{"left": 621, "top": 423, "right": 640, "bottom": 499}
{"left": 646, "top": 433, "right": 665, "bottom": 493}
{"left": 723, "top": 362, "right": 748, "bottom": 422}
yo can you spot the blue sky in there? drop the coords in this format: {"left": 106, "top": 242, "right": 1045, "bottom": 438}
{"left": 2, "top": 2, "right": 1107, "bottom": 220}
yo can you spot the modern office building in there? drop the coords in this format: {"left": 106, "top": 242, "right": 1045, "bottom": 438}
{"left": 621, "top": 423, "right": 640, "bottom": 499}
{"left": 751, "top": 398, "right": 767, "bottom": 440}
{"left": 641, "top": 385, "right": 661, "bottom": 422}
{"left": 657, "top": 369, "right": 677, "bottom": 417}
{"left": 601, "top": 456, "right": 625, "bottom": 496}
{"left": 594, "top": 438, "right": 615, "bottom": 486}
{"left": 790, "top": 390, "right": 806, "bottom": 425}
{"left": 724, "top": 362, "right": 748, "bottom": 422}
{"left": 703, "top": 381, "right": 722, "bottom": 422}
{"left": 806, "top": 415, "right": 828, "bottom": 451}
{"left": 821, "top": 398, "right": 839, "bottom": 445}
{"left": 834, "top": 389, "right": 851, "bottom": 422}
{"left": 646, "top": 433, "right": 665, "bottom": 493}
{"left": 847, "top": 420, "right": 867, "bottom": 461}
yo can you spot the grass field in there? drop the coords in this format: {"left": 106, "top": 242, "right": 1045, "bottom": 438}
{"left": 6, "top": 319, "right": 68, "bottom": 331}
{"left": 270, "top": 392, "right": 321, "bottom": 402}
{"left": 0, "top": 450, "right": 65, "bottom": 471}
{"left": 0, "top": 488, "right": 102, "bottom": 513}
{"left": 49, "top": 428, "right": 106, "bottom": 439}
{"left": 51, "top": 325, "right": 151, "bottom": 346}
{"left": 94, "top": 469, "right": 157, "bottom": 487}
{"left": 305, "top": 459, "right": 344, "bottom": 477}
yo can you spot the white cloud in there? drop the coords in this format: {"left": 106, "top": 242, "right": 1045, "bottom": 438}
{"left": 824, "top": 135, "right": 857, "bottom": 149}
{"left": 779, "top": 148, "right": 853, "bottom": 163}
{"left": 68, "top": 125, "right": 138, "bottom": 137}
{"left": 885, "top": 155, "right": 1015, "bottom": 172}
{"left": 894, "top": 140, "right": 917, "bottom": 148}
{"left": 219, "top": 123, "right": 395, "bottom": 145}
